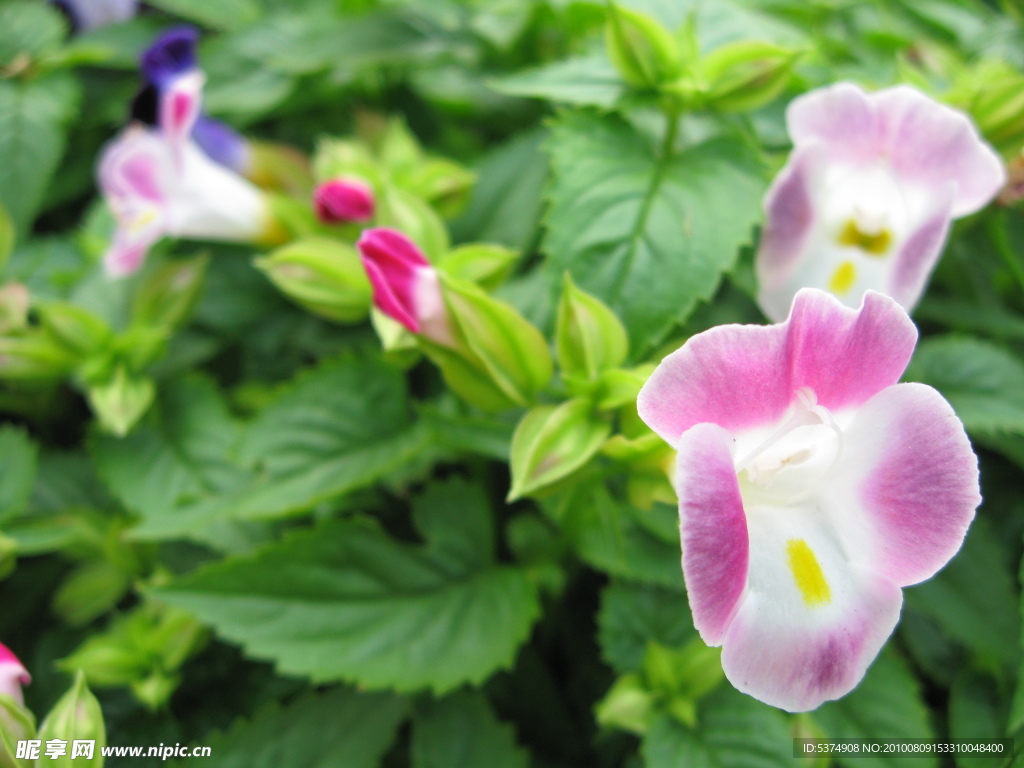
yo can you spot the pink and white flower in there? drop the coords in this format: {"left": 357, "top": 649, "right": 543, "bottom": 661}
{"left": 637, "top": 288, "right": 979, "bottom": 712}
{"left": 756, "top": 83, "right": 1005, "bottom": 322}
{"left": 0, "top": 643, "right": 30, "bottom": 706}
{"left": 98, "top": 65, "right": 276, "bottom": 277}
{"left": 357, "top": 228, "right": 453, "bottom": 345}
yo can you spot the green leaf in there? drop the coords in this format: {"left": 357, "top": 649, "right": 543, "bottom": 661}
{"left": 544, "top": 481, "right": 682, "bottom": 589}
{"left": 949, "top": 671, "right": 1006, "bottom": 768}
{"left": 0, "top": 200, "right": 13, "bottom": 270}
{"left": 127, "top": 356, "right": 432, "bottom": 543}
{"left": 186, "top": 687, "right": 407, "bottom": 768}
{"left": 153, "top": 479, "right": 541, "bottom": 692}
{"left": 0, "top": 1, "right": 67, "bottom": 67}
{"left": 411, "top": 691, "right": 529, "bottom": 768}
{"left": 0, "top": 73, "right": 80, "bottom": 236}
{"left": 92, "top": 375, "right": 249, "bottom": 522}
{"left": 641, "top": 686, "right": 792, "bottom": 768}
{"left": 814, "top": 649, "right": 935, "bottom": 768}
{"left": 0, "top": 425, "right": 38, "bottom": 522}
{"left": 492, "top": 56, "right": 626, "bottom": 107}
{"left": 598, "top": 580, "right": 695, "bottom": 674}
{"left": 544, "top": 111, "right": 765, "bottom": 356}
{"left": 904, "top": 336, "right": 1024, "bottom": 435}
{"left": 144, "top": 0, "right": 262, "bottom": 30}
{"left": 904, "top": 519, "right": 1020, "bottom": 670}
{"left": 451, "top": 129, "right": 548, "bottom": 251}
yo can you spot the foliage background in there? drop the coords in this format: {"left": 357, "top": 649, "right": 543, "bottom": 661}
{"left": 0, "top": 0, "right": 1023, "bottom": 766}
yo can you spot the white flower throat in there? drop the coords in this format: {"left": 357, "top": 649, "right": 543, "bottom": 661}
{"left": 736, "top": 388, "right": 842, "bottom": 508}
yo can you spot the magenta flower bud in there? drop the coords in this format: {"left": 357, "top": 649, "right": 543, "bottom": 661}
{"left": 314, "top": 178, "right": 376, "bottom": 224}
{"left": 357, "top": 228, "right": 452, "bottom": 344}
{"left": 0, "top": 643, "right": 30, "bottom": 706}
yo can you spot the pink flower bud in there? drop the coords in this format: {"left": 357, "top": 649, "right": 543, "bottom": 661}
{"left": 357, "top": 228, "right": 452, "bottom": 344}
{"left": 0, "top": 643, "right": 30, "bottom": 706}
{"left": 314, "top": 178, "right": 376, "bottom": 224}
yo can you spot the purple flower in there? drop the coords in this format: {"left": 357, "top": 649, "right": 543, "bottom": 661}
{"left": 53, "top": 0, "right": 137, "bottom": 32}
{"left": 638, "top": 288, "right": 979, "bottom": 711}
{"left": 756, "top": 83, "right": 1005, "bottom": 321}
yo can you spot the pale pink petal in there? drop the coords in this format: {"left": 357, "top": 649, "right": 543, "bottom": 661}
{"left": 830, "top": 383, "right": 979, "bottom": 586}
{"left": 638, "top": 290, "right": 917, "bottom": 444}
{"left": 160, "top": 70, "right": 204, "bottom": 159}
{"left": 98, "top": 128, "right": 167, "bottom": 205}
{"left": 756, "top": 144, "right": 824, "bottom": 323}
{"left": 786, "top": 289, "right": 917, "bottom": 413}
{"left": 874, "top": 86, "right": 1006, "bottom": 217}
{"left": 676, "top": 423, "right": 749, "bottom": 645}
{"left": 722, "top": 564, "right": 902, "bottom": 712}
{"left": 104, "top": 222, "right": 163, "bottom": 278}
{"left": 787, "top": 82, "right": 883, "bottom": 165}
{"left": 887, "top": 185, "right": 955, "bottom": 310}
{"left": 719, "top": 504, "right": 902, "bottom": 712}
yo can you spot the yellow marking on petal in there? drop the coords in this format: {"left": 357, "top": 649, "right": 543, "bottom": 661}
{"left": 786, "top": 538, "right": 831, "bottom": 608}
{"left": 127, "top": 208, "right": 159, "bottom": 235}
{"left": 828, "top": 261, "right": 857, "bottom": 295}
{"left": 837, "top": 219, "right": 892, "bottom": 256}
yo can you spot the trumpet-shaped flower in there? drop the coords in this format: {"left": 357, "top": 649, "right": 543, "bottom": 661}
{"left": 53, "top": 0, "right": 137, "bottom": 32}
{"left": 99, "top": 46, "right": 277, "bottom": 277}
{"left": 0, "top": 643, "right": 30, "bottom": 706}
{"left": 637, "top": 288, "right": 979, "bottom": 711}
{"left": 134, "top": 26, "right": 251, "bottom": 174}
{"left": 357, "top": 228, "right": 452, "bottom": 345}
{"left": 756, "top": 83, "right": 1005, "bottom": 321}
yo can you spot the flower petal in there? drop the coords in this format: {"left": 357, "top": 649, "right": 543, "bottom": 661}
{"left": 828, "top": 382, "right": 980, "bottom": 587}
{"left": 888, "top": 184, "right": 955, "bottom": 310}
{"left": 786, "top": 289, "right": 917, "bottom": 413}
{"left": 874, "top": 86, "right": 1006, "bottom": 217}
{"left": 638, "top": 290, "right": 916, "bottom": 444}
{"left": 720, "top": 503, "right": 903, "bottom": 712}
{"left": 160, "top": 70, "right": 204, "bottom": 155}
{"left": 756, "top": 144, "right": 824, "bottom": 322}
{"left": 787, "top": 82, "right": 882, "bottom": 165}
{"left": 676, "top": 423, "right": 749, "bottom": 645}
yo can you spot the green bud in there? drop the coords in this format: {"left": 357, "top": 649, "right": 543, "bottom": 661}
{"left": 0, "top": 284, "right": 29, "bottom": 335}
{"left": 35, "top": 302, "right": 112, "bottom": 358}
{"left": 0, "top": 533, "right": 16, "bottom": 581}
{"left": 508, "top": 398, "right": 611, "bottom": 501}
{"left": 0, "top": 334, "right": 78, "bottom": 380}
{"left": 0, "top": 695, "right": 35, "bottom": 768}
{"left": 371, "top": 308, "right": 419, "bottom": 354}
{"left": 255, "top": 238, "right": 372, "bottom": 323}
{"left": 378, "top": 119, "right": 424, "bottom": 175}
{"left": 437, "top": 243, "right": 519, "bottom": 291}
{"left": 312, "top": 138, "right": 381, "bottom": 187}
{"left": 132, "top": 254, "right": 209, "bottom": 331}
{"left": 595, "top": 673, "right": 654, "bottom": 735}
{"left": 130, "top": 672, "right": 178, "bottom": 712}
{"left": 605, "top": 4, "right": 684, "bottom": 89}
{"left": 37, "top": 671, "right": 106, "bottom": 768}
{"left": 419, "top": 339, "right": 523, "bottom": 412}
{"left": 86, "top": 365, "right": 155, "bottom": 437}
{"left": 397, "top": 158, "right": 476, "bottom": 219}
{"left": 246, "top": 140, "right": 314, "bottom": 197}
{"left": 642, "top": 639, "right": 724, "bottom": 719}
{"left": 556, "top": 274, "right": 629, "bottom": 380}
{"left": 436, "top": 273, "right": 553, "bottom": 409}
{"left": 699, "top": 41, "right": 801, "bottom": 113}
{"left": 53, "top": 560, "right": 131, "bottom": 626}
{"left": 375, "top": 187, "right": 449, "bottom": 261}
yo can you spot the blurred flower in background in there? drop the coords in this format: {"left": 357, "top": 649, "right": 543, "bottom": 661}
{"left": 0, "top": 643, "right": 30, "bottom": 706}
{"left": 52, "top": 0, "right": 137, "bottom": 32}
{"left": 756, "top": 83, "right": 1005, "bottom": 321}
